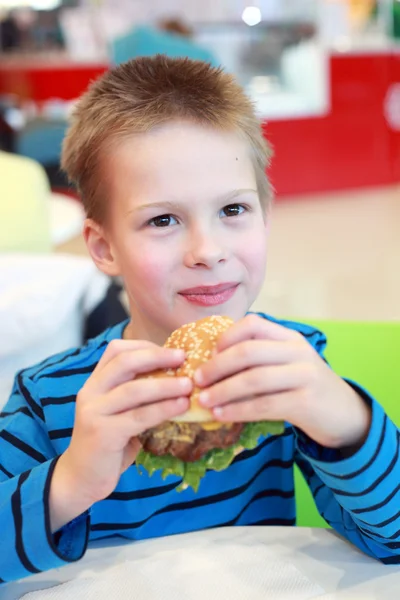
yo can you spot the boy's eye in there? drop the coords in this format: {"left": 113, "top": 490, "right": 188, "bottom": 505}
{"left": 148, "top": 214, "right": 178, "bottom": 228}
{"left": 221, "top": 203, "right": 246, "bottom": 217}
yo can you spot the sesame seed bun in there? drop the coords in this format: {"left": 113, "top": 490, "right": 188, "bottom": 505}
{"left": 140, "top": 315, "right": 234, "bottom": 423}
{"left": 165, "top": 315, "right": 234, "bottom": 423}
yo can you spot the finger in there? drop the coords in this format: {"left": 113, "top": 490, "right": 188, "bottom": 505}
{"left": 98, "top": 376, "right": 193, "bottom": 415}
{"left": 114, "top": 396, "right": 190, "bottom": 439}
{"left": 90, "top": 347, "right": 186, "bottom": 393}
{"left": 217, "top": 314, "right": 300, "bottom": 353}
{"left": 211, "top": 390, "right": 298, "bottom": 423}
{"left": 199, "top": 364, "right": 307, "bottom": 408}
{"left": 121, "top": 438, "right": 142, "bottom": 472}
{"left": 194, "top": 340, "right": 299, "bottom": 388}
{"left": 94, "top": 338, "right": 159, "bottom": 372}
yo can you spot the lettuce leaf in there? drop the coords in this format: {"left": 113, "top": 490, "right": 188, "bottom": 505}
{"left": 135, "top": 420, "right": 285, "bottom": 492}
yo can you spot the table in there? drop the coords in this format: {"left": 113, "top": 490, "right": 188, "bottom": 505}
{"left": 2, "top": 527, "right": 400, "bottom": 599}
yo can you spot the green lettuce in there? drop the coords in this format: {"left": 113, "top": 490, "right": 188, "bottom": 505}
{"left": 135, "top": 420, "right": 285, "bottom": 492}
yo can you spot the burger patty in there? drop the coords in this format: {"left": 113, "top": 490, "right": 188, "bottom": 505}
{"left": 138, "top": 421, "right": 244, "bottom": 462}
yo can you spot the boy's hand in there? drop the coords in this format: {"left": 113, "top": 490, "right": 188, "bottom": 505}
{"left": 195, "top": 315, "right": 371, "bottom": 450}
{"left": 50, "top": 340, "right": 191, "bottom": 531}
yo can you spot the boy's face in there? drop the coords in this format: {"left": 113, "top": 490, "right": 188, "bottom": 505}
{"left": 87, "top": 122, "right": 268, "bottom": 343}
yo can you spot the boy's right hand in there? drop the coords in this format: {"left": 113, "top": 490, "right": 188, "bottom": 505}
{"left": 49, "top": 339, "right": 191, "bottom": 532}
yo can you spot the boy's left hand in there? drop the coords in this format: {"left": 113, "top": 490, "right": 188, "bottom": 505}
{"left": 195, "top": 315, "right": 371, "bottom": 450}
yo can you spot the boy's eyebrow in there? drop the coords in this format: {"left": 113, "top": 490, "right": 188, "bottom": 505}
{"left": 135, "top": 189, "right": 258, "bottom": 212}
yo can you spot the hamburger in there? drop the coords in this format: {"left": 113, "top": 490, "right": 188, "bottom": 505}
{"left": 135, "top": 315, "right": 284, "bottom": 491}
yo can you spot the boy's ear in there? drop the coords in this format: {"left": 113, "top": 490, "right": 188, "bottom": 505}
{"left": 83, "top": 219, "right": 121, "bottom": 277}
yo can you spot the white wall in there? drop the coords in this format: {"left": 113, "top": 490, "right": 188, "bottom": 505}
{"left": 83, "top": 0, "right": 318, "bottom": 25}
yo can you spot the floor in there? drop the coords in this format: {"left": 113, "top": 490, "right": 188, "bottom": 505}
{"left": 253, "top": 185, "right": 400, "bottom": 322}
{"left": 57, "top": 184, "right": 400, "bottom": 323}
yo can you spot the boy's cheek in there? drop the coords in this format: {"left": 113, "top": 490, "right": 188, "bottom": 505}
{"left": 126, "top": 253, "right": 168, "bottom": 288}
{"left": 245, "top": 243, "right": 268, "bottom": 286}
{"left": 242, "top": 228, "right": 268, "bottom": 261}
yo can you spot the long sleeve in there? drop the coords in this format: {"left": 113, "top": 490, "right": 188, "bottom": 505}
{"left": 295, "top": 388, "right": 400, "bottom": 564}
{"left": 0, "top": 375, "right": 89, "bottom": 585}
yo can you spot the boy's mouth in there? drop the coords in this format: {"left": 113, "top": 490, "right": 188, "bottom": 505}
{"left": 178, "top": 283, "right": 239, "bottom": 307}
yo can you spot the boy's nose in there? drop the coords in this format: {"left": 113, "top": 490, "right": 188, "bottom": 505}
{"left": 184, "top": 231, "right": 227, "bottom": 269}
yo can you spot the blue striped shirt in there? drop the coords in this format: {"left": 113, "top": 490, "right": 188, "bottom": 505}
{"left": 0, "top": 314, "right": 399, "bottom": 584}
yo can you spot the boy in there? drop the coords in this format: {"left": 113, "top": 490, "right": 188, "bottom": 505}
{"left": 0, "top": 56, "right": 399, "bottom": 584}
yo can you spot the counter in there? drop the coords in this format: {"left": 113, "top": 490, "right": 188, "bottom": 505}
{"left": 1, "top": 49, "right": 399, "bottom": 196}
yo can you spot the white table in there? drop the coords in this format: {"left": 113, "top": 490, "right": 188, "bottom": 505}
{"left": 2, "top": 527, "right": 400, "bottom": 599}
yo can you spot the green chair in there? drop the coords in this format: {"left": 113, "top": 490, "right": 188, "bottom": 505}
{"left": 294, "top": 320, "right": 400, "bottom": 528}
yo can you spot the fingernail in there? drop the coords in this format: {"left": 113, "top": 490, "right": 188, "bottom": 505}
{"left": 214, "top": 406, "right": 223, "bottom": 417}
{"left": 176, "top": 397, "right": 188, "bottom": 408}
{"left": 179, "top": 377, "right": 192, "bottom": 390}
{"left": 194, "top": 369, "right": 203, "bottom": 385}
{"left": 172, "top": 349, "right": 185, "bottom": 359}
{"left": 199, "top": 391, "right": 209, "bottom": 406}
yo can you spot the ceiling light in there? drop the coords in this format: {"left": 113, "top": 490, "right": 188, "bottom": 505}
{"left": 242, "top": 6, "right": 262, "bottom": 27}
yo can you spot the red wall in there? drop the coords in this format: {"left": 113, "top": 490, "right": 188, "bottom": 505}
{"left": 265, "top": 53, "right": 400, "bottom": 196}
{"left": 0, "top": 63, "right": 107, "bottom": 102}
{"left": 388, "top": 53, "right": 400, "bottom": 182}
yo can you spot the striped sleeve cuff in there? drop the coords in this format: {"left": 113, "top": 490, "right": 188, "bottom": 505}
{"left": 296, "top": 389, "right": 399, "bottom": 513}
{"left": 19, "top": 457, "right": 90, "bottom": 573}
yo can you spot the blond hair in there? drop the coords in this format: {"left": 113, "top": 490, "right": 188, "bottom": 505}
{"left": 62, "top": 55, "right": 272, "bottom": 223}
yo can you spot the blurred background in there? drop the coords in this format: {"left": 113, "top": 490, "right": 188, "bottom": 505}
{"left": 0, "top": 0, "right": 399, "bottom": 403}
